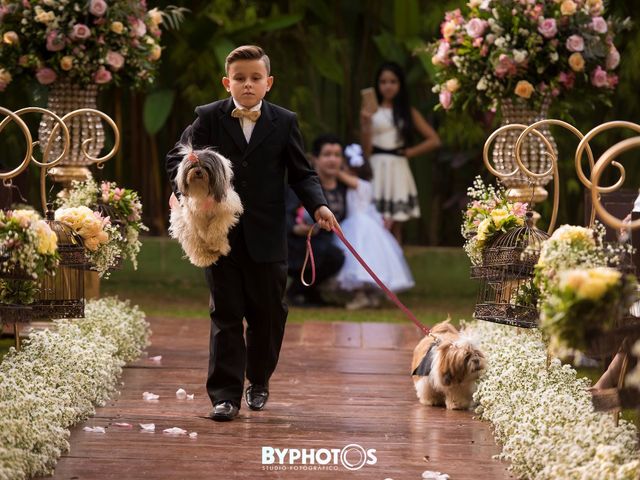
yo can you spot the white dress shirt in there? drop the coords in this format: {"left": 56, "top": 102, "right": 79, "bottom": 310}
{"left": 232, "top": 97, "right": 262, "bottom": 143}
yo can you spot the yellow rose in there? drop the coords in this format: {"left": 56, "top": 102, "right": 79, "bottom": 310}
{"left": 490, "top": 208, "right": 510, "bottom": 229}
{"left": 559, "top": 269, "right": 588, "bottom": 292}
{"left": 111, "top": 21, "right": 124, "bottom": 34}
{"left": 560, "top": 0, "right": 577, "bottom": 15}
{"left": 477, "top": 218, "right": 491, "bottom": 241}
{"left": 60, "top": 56, "right": 74, "bottom": 71}
{"left": 514, "top": 80, "right": 535, "bottom": 99}
{"left": 0, "top": 68, "right": 12, "bottom": 86}
{"left": 577, "top": 277, "right": 609, "bottom": 300}
{"left": 445, "top": 78, "right": 460, "bottom": 92}
{"left": 586, "top": 0, "right": 603, "bottom": 15}
{"left": 148, "top": 8, "right": 163, "bottom": 27}
{"left": 34, "top": 7, "right": 55, "bottom": 24}
{"left": 442, "top": 21, "right": 457, "bottom": 39}
{"left": 149, "top": 44, "right": 162, "bottom": 61}
{"left": 587, "top": 267, "right": 621, "bottom": 287}
{"left": 3, "top": 31, "right": 18, "bottom": 45}
{"left": 569, "top": 52, "right": 585, "bottom": 72}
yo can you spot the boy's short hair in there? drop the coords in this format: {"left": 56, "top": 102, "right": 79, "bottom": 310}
{"left": 225, "top": 45, "right": 271, "bottom": 75}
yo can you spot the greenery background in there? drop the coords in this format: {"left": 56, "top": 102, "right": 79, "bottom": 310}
{"left": 1, "top": 0, "right": 639, "bottom": 245}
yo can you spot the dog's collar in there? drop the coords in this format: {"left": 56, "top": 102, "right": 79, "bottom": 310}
{"left": 412, "top": 342, "right": 437, "bottom": 377}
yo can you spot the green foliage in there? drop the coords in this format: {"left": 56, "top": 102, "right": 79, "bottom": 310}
{"left": 143, "top": 89, "right": 176, "bottom": 135}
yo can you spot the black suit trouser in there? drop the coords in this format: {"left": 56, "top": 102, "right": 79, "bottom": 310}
{"left": 204, "top": 234, "right": 288, "bottom": 407}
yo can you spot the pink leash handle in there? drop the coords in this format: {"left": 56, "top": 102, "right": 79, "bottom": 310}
{"left": 300, "top": 224, "right": 317, "bottom": 287}
{"left": 301, "top": 222, "right": 430, "bottom": 335}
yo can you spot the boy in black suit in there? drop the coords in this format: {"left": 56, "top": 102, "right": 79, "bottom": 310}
{"left": 165, "top": 45, "right": 339, "bottom": 421}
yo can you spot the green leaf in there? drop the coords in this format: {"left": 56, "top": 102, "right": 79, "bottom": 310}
{"left": 213, "top": 37, "right": 236, "bottom": 71}
{"left": 143, "top": 89, "right": 176, "bottom": 136}
{"left": 258, "top": 13, "right": 304, "bottom": 32}
{"left": 373, "top": 32, "right": 406, "bottom": 65}
{"left": 394, "top": 0, "right": 420, "bottom": 39}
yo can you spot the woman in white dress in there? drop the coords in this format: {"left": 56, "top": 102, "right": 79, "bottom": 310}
{"left": 336, "top": 144, "right": 415, "bottom": 310}
{"left": 360, "top": 62, "right": 442, "bottom": 243}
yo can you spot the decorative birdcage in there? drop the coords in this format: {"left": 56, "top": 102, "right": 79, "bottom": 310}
{"left": 29, "top": 209, "right": 87, "bottom": 319}
{"left": 473, "top": 212, "right": 549, "bottom": 328}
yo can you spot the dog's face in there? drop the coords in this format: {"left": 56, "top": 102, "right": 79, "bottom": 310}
{"left": 436, "top": 338, "right": 486, "bottom": 386}
{"left": 176, "top": 148, "right": 233, "bottom": 202}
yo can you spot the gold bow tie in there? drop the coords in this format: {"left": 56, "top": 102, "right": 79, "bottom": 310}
{"left": 231, "top": 108, "right": 261, "bottom": 122}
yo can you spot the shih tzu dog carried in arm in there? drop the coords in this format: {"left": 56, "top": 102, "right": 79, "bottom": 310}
{"left": 169, "top": 143, "right": 243, "bottom": 267}
{"left": 411, "top": 320, "right": 486, "bottom": 410}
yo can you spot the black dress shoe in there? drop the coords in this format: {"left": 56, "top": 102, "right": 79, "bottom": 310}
{"left": 210, "top": 401, "right": 239, "bottom": 421}
{"left": 245, "top": 384, "right": 269, "bottom": 411}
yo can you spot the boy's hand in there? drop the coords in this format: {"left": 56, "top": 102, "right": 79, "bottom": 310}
{"left": 314, "top": 205, "right": 340, "bottom": 232}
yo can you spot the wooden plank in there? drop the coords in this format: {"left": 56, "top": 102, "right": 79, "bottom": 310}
{"left": 36, "top": 317, "right": 511, "bottom": 479}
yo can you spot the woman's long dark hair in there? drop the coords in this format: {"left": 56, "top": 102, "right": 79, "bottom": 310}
{"left": 374, "top": 62, "right": 414, "bottom": 146}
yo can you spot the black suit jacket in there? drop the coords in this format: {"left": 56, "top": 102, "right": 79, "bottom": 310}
{"left": 165, "top": 98, "right": 327, "bottom": 263}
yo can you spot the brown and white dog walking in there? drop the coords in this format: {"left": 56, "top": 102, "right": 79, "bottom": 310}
{"left": 411, "top": 321, "right": 486, "bottom": 410}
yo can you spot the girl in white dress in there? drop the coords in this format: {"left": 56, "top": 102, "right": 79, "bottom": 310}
{"left": 360, "top": 62, "right": 441, "bottom": 243}
{"left": 336, "top": 144, "right": 415, "bottom": 310}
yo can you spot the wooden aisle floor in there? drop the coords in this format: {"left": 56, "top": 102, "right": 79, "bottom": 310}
{"left": 40, "top": 316, "right": 512, "bottom": 480}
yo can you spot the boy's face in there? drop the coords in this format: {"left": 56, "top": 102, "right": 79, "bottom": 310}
{"left": 222, "top": 59, "right": 273, "bottom": 109}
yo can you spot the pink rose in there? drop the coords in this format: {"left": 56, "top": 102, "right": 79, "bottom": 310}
{"left": 106, "top": 51, "right": 125, "bottom": 71}
{"left": 565, "top": 34, "right": 584, "bottom": 52}
{"left": 465, "top": 18, "right": 487, "bottom": 38}
{"left": 494, "top": 54, "right": 517, "bottom": 78}
{"left": 71, "top": 24, "right": 91, "bottom": 40}
{"left": 591, "top": 17, "right": 608, "bottom": 34}
{"left": 537, "top": 18, "right": 557, "bottom": 38}
{"left": 590, "top": 66, "right": 609, "bottom": 88}
{"left": 93, "top": 66, "right": 112, "bottom": 84}
{"left": 89, "top": 0, "right": 107, "bottom": 16}
{"left": 439, "top": 89, "right": 452, "bottom": 110}
{"left": 558, "top": 71, "right": 575, "bottom": 89}
{"left": 551, "top": 87, "right": 560, "bottom": 97}
{"left": 432, "top": 41, "right": 450, "bottom": 66}
{"left": 46, "top": 30, "right": 65, "bottom": 52}
{"left": 607, "top": 73, "right": 619, "bottom": 88}
{"left": 36, "top": 67, "right": 57, "bottom": 85}
{"left": 129, "top": 18, "right": 147, "bottom": 37}
{"left": 606, "top": 46, "right": 620, "bottom": 70}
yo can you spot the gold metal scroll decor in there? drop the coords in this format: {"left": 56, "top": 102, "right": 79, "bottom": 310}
{"left": 483, "top": 118, "right": 635, "bottom": 235}
{"left": 0, "top": 107, "right": 120, "bottom": 212}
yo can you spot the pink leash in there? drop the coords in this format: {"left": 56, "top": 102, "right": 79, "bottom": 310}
{"left": 300, "top": 223, "right": 431, "bottom": 335}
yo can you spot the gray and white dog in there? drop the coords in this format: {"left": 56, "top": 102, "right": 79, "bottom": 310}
{"left": 169, "top": 143, "right": 243, "bottom": 267}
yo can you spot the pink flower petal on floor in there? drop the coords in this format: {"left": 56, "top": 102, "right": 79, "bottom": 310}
{"left": 149, "top": 355, "right": 162, "bottom": 363}
{"left": 189, "top": 432, "right": 198, "bottom": 438}
{"left": 139, "top": 423, "right": 155, "bottom": 432}
{"left": 187, "top": 394, "right": 194, "bottom": 400}
{"left": 83, "top": 426, "right": 106, "bottom": 433}
{"left": 163, "top": 427, "right": 187, "bottom": 435}
{"left": 142, "top": 391, "right": 159, "bottom": 401}
{"left": 175, "top": 388, "right": 187, "bottom": 400}
{"left": 113, "top": 422, "right": 132, "bottom": 428}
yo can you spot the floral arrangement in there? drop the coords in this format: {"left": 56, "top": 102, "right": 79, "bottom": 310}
{"left": 430, "top": 0, "right": 630, "bottom": 112}
{"left": 462, "top": 176, "right": 527, "bottom": 265}
{"left": 55, "top": 205, "right": 122, "bottom": 276}
{"left": 534, "top": 224, "right": 636, "bottom": 350}
{"left": 60, "top": 178, "right": 147, "bottom": 269}
{"left": 473, "top": 320, "right": 640, "bottom": 479}
{"left": 0, "top": 1, "right": 186, "bottom": 91}
{"left": 0, "top": 297, "right": 149, "bottom": 479}
{"left": 540, "top": 266, "right": 637, "bottom": 350}
{"left": 0, "top": 209, "right": 59, "bottom": 305}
